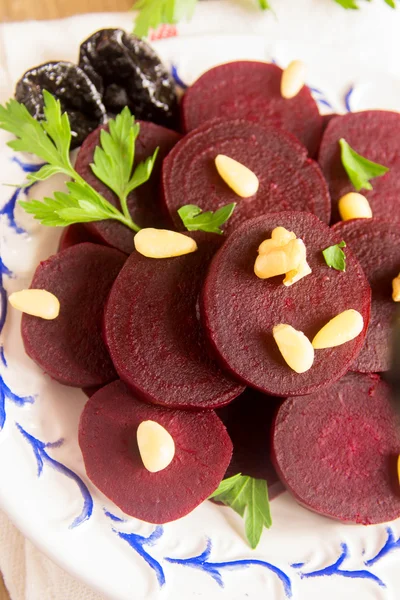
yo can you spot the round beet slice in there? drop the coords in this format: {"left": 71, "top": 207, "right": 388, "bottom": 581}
{"left": 58, "top": 224, "right": 101, "bottom": 252}
{"left": 22, "top": 243, "right": 126, "bottom": 387}
{"left": 75, "top": 121, "right": 181, "bottom": 254}
{"left": 318, "top": 110, "right": 400, "bottom": 223}
{"left": 272, "top": 372, "right": 400, "bottom": 524}
{"left": 162, "top": 119, "right": 331, "bottom": 233}
{"left": 104, "top": 232, "right": 244, "bottom": 410}
{"left": 333, "top": 218, "right": 400, "bottom": 373}
{"left": 217, "top": 388, "right": 282, "bottom": 487}
{"left": 79, "top": 380, "right": 233, "bottom": 523}
{"left": 201, "top": 212, "right": 371, "bottom": 397}
{"left": 181, "top": 61, "right": 323, "bottom": 156}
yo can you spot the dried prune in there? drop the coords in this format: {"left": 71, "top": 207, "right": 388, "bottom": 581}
{"left": 15, "top": 62, "right": 107, "bottom": 149}
{"left": 79, "top": 29, "right": 178, "bottom": 129}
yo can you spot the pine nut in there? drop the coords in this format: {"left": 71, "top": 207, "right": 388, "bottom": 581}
{"left": 134, "top": 228, "right": 197, "bottom": 258}
{"left": 254, "top": 238, "right": 306, "bottom": 279}
{"left": 281, "top": 60, "right": 306, "bottom": 99}
{"left": 312, "top": 309, "right": 364, "bottom": 349}
{"left": 283, "top": 260, "right": 312, "bottom": 287}
{"left": 338, "top": 192, "right": 373, "bottom": 221}
{"left": 137, "top": 420, "right": 175, "bottom": 473}
{"left": 271, "top": 227, "right": 297, "bottom": 245}
{"left": 215, "top": 155, "right": 259, "bottom": 198}
{"left": 273, "top": 324, "right": 314, "bottom": 373}
{"left": 9, "top": 289, "right": 60, "bottom": 320}
{"left": 393, "top": 274, "right": 400, "bottom": 302}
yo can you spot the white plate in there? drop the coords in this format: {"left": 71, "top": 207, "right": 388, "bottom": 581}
{"left": 2, "top": 6, "right": 400, "bottom": 600}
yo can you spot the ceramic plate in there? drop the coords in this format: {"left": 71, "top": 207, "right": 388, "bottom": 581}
{"left": 1, "top": 7, "right": 400, "bottom": 600}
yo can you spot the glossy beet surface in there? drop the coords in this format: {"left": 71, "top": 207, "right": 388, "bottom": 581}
{"left": 182, "top": 61, "right": 323, "bottom": 156}
{"left": 272, "top": 373, "right": 400, "bottom": 524}
{"left": 333, "top": 218, "right": 400, "bottom": 373}
{"left": 104, "top": 232, "right": 244, "bottom": 409}
{"left": 22, "top": 243, "right": 126, "bottom": 387}
{"left": 201, "top": 212, "right": 371, "bottom": 397}
{"left": 318, "top": 110, "right": 400, "bottom": 223}
{"left": 162, "top": 119, "right": 331, "bottom": 233}
{"left": 79, "top": 380, "right": 233, "bottom": 523}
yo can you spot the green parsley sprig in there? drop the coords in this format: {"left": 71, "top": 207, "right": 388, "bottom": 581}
{"left": 209, "top": 473, "right": 272, "bottom": 549}
{"left": 0, "top": 91, "right": 157, "bottom": 231}
{"left": 178, "top": 203, "right": 236, "bottom": 235}
{"left": 339, "top": 138, "right": 389, "bottom": 192}
{"left": 133, "top": 0, "right": 270, "bottom": 38}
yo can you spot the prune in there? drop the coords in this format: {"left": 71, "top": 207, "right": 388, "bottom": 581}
{"left": 15, "top": 62, "right": 107, "bottom": 149}
{"left": 78, "top": 29, "right": 178, "bottom": 129}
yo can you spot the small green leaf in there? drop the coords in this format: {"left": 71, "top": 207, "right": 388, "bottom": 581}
{"left": 127, "top": 147, "right": 159, "bottom": 194}
{"left": 209, "top": 474, "right": 272, "bottom": 549}
{"left": 339, "top": 138, "right": 389, "bottom": 191}
{"left": 384, "top": 0, "right": 396, "bottom": 7}
{"left": 334, "top": 0, "right": 359, "bottom": 8}
{"left": 322, "top": 240, "right": 347, "bottom": 272}
{"left": 208, "top": 473, "right": 243, "bottom": 498}
{"left": 178, "top": 203, "right": 236, "bottom": 235}
{"left": 177, "top": 204, "right": 202, "bottom": 221}
{"left": 25, "top": 164, "right": 65, "bottom": 185}
{"left": 258, "top": 0, "right": 271, "bottom": 8}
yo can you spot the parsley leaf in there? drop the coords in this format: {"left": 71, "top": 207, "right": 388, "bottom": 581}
{"left": 133, "top": 0, "right": 271, "bottom": 38}
{"left": 0, "top": 92, "right": 159, "bottom": 232}
{"left": 322, "top": 240, "right": 347, "bottom": 272}
{"left": 339, "top": 138, "right": 389, "bottom": 191}
{"left": 91, "top": 107, "right": 158, "bottom": 220}
{"left": 178, "top": 203, "right": 236, "bottom": 235}
{"left": 334, "top": 0, "right": 359, "bottom": 8}
{"left": 209, "top": 474, "right": 272, "bottom": 549}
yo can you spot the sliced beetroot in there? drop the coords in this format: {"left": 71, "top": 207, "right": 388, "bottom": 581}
{"left": 162, "top": 119, "right": 331, "bottom": 233}
{"left": 217, "top": 388, "right": 282, "bottom": 489}
{"left": 79, "top": 380, "right": 233, "bottom": 523}
{"left": 104, "top": 232, "right": 244, "bottom": 409}
{"left": 201, "top": 212, "right": 371, "bottom": 397}
{"left": 58, "top": 223, "right": 100, "bottom": 252}
{"left": 75, "top": 121, "right": 181, "bottom": 254}
{"left": 22, "top": 243, "right": 126, "bottom": 387}
{"left": 272, "top": 372, "right": 400, "bottom": 524}
{"left": 318, "top": 110, "right": 400, "bottom": 223}
{"left": 333, "top": 218, "right": 400, "bottom": 373}
{"left": 181, "top": 62, "right": 322, "bottom": 156}
{"left": 321, "top": 113, "right": 338, "bottom": 134}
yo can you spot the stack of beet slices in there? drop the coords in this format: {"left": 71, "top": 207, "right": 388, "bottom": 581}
{"left": 318, "top": 110, "right": 400, "bottom": 223}
{"left": 162, "top": 119, "right": 331, "bottom": 234}
{"left": 20, "top": 57, "right": 400, "bottom": 530}
{"left": 181, "top": 61, "right": 323, "bottom": 157}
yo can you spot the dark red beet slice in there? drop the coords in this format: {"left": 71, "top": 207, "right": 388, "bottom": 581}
{"left": 333, "top": 218, "right": 400, "bottom": 373}
{"left": 22, "top": 243, "right": 126, "bottom": 387}
{"left": 75, "top": 121, "right": 181, "bottom": 254}
{"left": 104, "top": 232, "right": 244, "bottom": 409}
{"left": 318, "top": 110, "right": 400, "bottom": 223}
{"left": 321, "top": 113, "right": 338, "bottom": 134}
{"left": 82, "top": 384, "right": 103, "bottom": 398}
{"left": 181, "top": 61, "right": 323, "bottom": 156}
{"left": 162, "top": 119, "right": 331, "bottom": 233}
{"left": 217, "top": 388, "right": 282, "bottom": 490}
{"left": 79, "top": 380, "right": 233, "bottom": 523}
{"left": 201, "top": 212, "right": 371, "bottom": 397}
{"left": 58, "top": 223, "right": 100, "bottom": 252}
{"left": 272, "top": 372, "right": 400, "bottom": 524}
